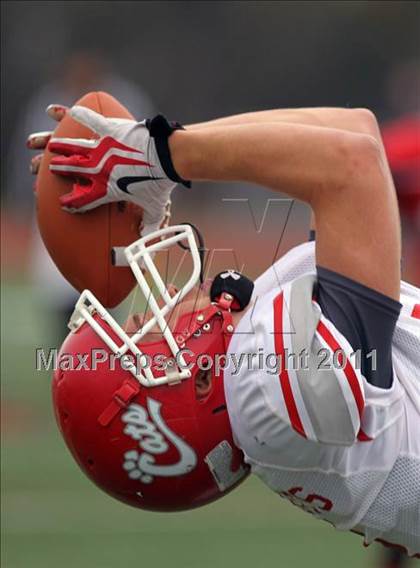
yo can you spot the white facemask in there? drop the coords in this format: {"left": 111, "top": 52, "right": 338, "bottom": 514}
{"left": 68, "top": 225, "right": 202, "bottom": 386}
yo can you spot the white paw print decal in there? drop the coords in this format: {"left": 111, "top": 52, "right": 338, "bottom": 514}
{"left": 123, "top": 450, "right": 154, "bottom": 484}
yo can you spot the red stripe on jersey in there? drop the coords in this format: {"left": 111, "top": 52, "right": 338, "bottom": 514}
{"left": 411, "top": 304, "right": 420, "bottom": 319}
{"left": 273, "top": 292, "right": 307, "bottom": 438}
{"left": 317, "top": 320, "right": 364, "bottom": 419}
{"left": 357, "top": 429, "right": 372, "bottom": 442}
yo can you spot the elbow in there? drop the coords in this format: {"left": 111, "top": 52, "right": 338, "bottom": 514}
{"left": 346, "top": 132, "right": 382, "bottom": 173}
{"left": 330, "top": 132, "right": 384, "bottom": 195}
{"left": 349, "top": 108, "right": 380, "bottom": 137}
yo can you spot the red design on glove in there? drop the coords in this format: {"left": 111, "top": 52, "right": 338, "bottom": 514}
{"left": 49, "top": 136, "right": 154, "bottom": 210}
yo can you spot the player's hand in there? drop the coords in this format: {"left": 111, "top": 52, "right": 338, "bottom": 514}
{"left": 48, "top": 106, "right": 181, "bottom": 234}
{"left": 27, "top": 104, "right": 68, "bottom": 176}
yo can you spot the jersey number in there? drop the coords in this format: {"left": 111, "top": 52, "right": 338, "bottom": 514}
{"left": 279, "top": 486, "right": 333, "bottom": 515}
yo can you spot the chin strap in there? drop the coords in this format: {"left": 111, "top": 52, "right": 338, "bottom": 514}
{"left": 97, "top": 298, "right": 235, "bottom": 429}
{"left": 172, "top": 299, "right": 235, "bottom": 349}
{"left": 98, "top": 380, "right": 140, "bottom": 427}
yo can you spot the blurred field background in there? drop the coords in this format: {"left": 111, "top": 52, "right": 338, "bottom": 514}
{"left": 1, "top": 2, "right": 419, "bottom": 567}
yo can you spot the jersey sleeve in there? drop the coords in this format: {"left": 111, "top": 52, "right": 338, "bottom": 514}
{"left": 273, "top": 274, "right": 366, "bottom": 445}
{"left": 226, "top": 253, "right": 406, "bottom": 454}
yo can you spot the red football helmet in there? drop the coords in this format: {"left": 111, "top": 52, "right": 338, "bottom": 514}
{"left": 52, "top": 225, "right": 251, "bottom": 511}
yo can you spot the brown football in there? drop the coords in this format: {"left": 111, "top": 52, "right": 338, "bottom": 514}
{"left": 36, "top": 91, "right": 145, "bottom": 308}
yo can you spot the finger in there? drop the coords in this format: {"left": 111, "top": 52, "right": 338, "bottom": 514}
{"left": 70, "top": 106, "right": 109, "bottom": 137}
{"left": 59, "top": 182, "right": 94, "bottom": 209}
{"left": 30, "top": 154, "right": 43, "bottom": 175}
{"left": 26, "top": 131, "right": 52, "bottom": 150}
{"left": 48, "top": 137, "right": 98, "bottom": 156}
{"left": 50, "top": 154, "right": 90, "bottom": 171}
{"left": 59, "top": 179, "right": 108, "bottom": 210}
{"left": 46, "top": 104, "right": 68, "bottom": 122}
{"left": 62, "top": 195, "right": 112, "bottom": 213}
{"left": 49, "top": 167, "right": 88, "bottom": 181}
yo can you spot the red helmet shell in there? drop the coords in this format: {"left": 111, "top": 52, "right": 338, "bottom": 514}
{"left": 52, "top": 312, "right": 249, "bottom": 511}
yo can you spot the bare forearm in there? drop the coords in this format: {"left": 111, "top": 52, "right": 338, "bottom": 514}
{"left": 184, "top": 106, "right": 392, "bottom": 205}
{"left": 187, "top": 107, "right": 378, "bottom": 137}
{"left": 187, "top": 108, "right": 336, "bottom": 130}
{"left": 171, "top": 121, "right": 364, "bottom": 205}
{"left": 186, "top": 107, "right": 379, "bottom": 236}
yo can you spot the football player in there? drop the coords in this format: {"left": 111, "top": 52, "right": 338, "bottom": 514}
{"left": 28, "top": 105, "right": 420, "bottom": 557}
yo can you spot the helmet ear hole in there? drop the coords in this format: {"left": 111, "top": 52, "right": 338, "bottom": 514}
{"left": 195, "top": 369, "right": 212, "bottom": 399}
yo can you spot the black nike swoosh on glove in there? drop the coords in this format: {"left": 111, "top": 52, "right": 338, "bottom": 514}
{"left": 117, "top": 176, "right": 163, "bottom": 194}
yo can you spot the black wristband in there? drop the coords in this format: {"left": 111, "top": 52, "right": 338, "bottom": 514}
{"left": 146, "top": 114, "right": 191, "bottom": 188}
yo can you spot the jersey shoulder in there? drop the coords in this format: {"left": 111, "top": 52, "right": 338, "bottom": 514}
{"left": 231, "top": 274, "right": 368, "bottom": 445}
{"left": 226, "top": 270, "right": 407, "bottom": 460}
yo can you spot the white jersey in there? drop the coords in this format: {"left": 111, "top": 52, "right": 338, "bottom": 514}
{"left": 225, "top": 242, "right": 420, "bottom": 556}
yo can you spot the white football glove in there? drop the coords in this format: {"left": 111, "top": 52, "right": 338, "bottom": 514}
{"left": 30, "top": 105, "right": 189, "bottom": 235}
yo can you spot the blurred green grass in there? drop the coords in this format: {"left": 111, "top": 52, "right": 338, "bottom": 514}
{"left": 1, "top": 280, "right": 413, "bottom": 568}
